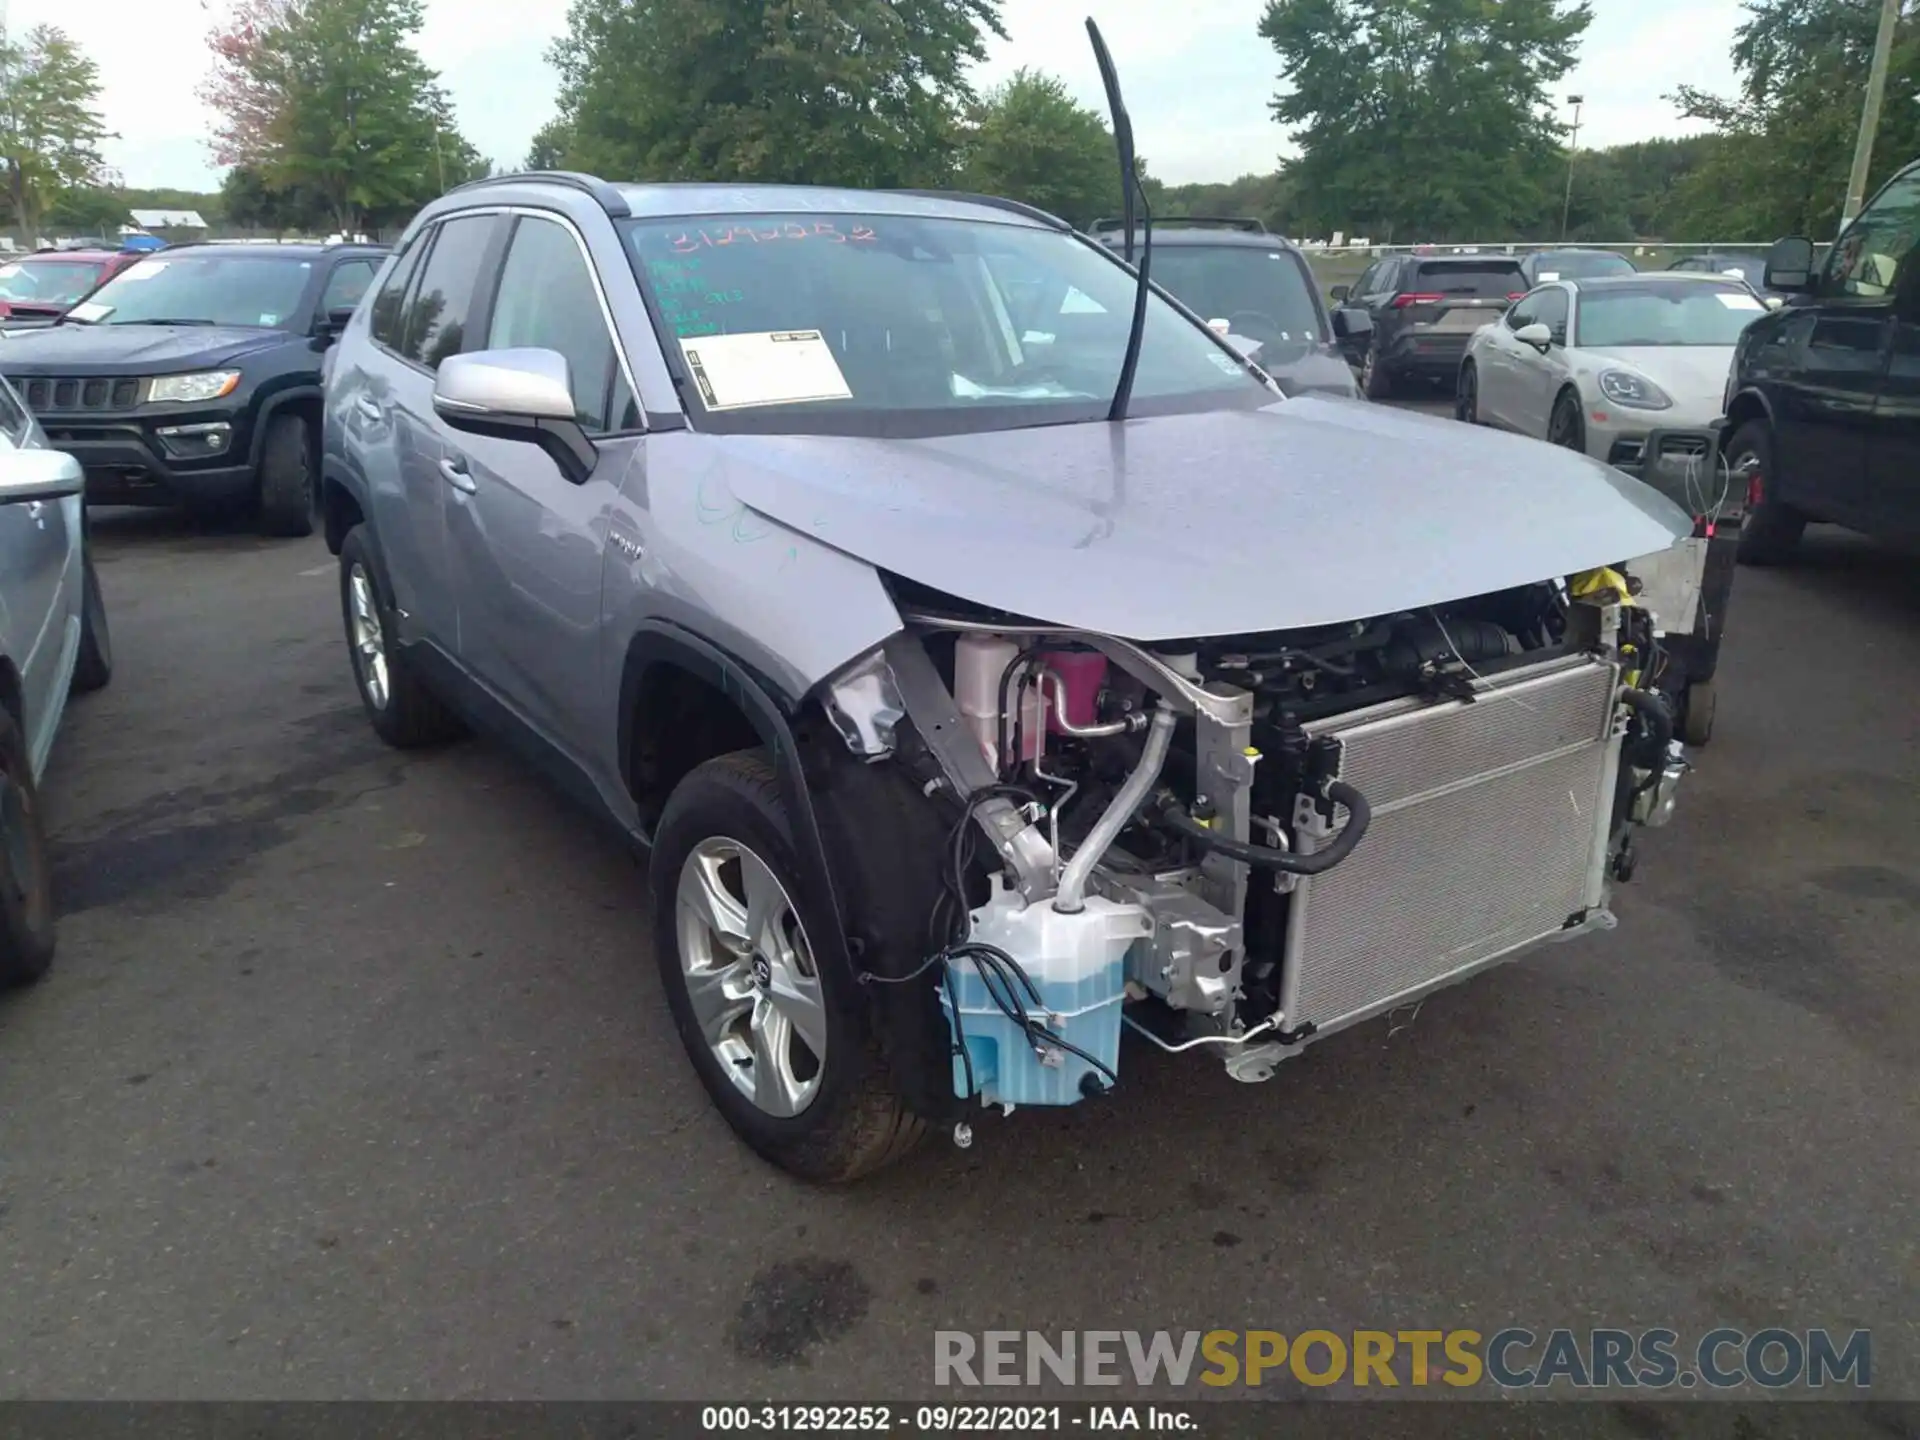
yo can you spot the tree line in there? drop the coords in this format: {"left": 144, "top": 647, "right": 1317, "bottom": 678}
{"left": 0, "top": 0, "right": 1912, "bottom": 247}
{"left": 528, "top": 0, "right": 1916, "bottom": 243}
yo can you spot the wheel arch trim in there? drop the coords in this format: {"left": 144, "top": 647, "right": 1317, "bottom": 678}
{"left": 247, "top": 385, "right": 325, "bottom": 469}
{"left": 619, "top": 621, "right": 855, "bottom": 992}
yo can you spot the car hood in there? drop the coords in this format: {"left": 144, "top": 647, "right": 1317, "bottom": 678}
{"left": 702, "top": 399, "right": 1692, "bottom": 641}
{"left": 1582, "top": 346, "right": 1734, "bottom": 416}
{"left": 0, "top": 322, "right": 286, "bottom": 374}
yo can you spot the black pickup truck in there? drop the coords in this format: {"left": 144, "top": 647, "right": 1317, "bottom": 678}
{"left": 1721, "top": 157, "right": 1920, "bottom": 563}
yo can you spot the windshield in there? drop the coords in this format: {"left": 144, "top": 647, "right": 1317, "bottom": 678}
{"left": 0, "top": 259, "right": 105, "bottom": 307}
{"left": 1577, "top": 282, "right": 1764, "bottom": 347}
{"left": 1531, "top": 251, "right": 1634, "bottom": 280}
{"left": 620, "top": 213, "right": 1270, "bottom": 436}
{"left": 1144, "top": 245, "right": 1324, "bottom": 358}
{"left": 67, "top": 254, "right": 314, "bottom": 328}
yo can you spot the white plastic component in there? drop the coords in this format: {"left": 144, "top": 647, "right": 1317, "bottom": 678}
{"left": 942, "top": 877, "right": 1147, "bottom": 1106}
{"left": 953, "top": 632, "right": 1041, "bottom": 769}
{"left": 1154, "top": 650, "right": 1201, "bottom": 682}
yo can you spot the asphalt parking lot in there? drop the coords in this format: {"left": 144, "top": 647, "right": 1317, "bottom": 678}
{"left": 3, "top": 398, "right": 1917, "bottom": 1407}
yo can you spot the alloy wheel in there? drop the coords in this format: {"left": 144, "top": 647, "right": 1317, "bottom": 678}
{"left": 676, "top": 836, "right": 827, "bottom": 1118}
{"left": 347, "top": 563, "right": 390, "bottom": 711}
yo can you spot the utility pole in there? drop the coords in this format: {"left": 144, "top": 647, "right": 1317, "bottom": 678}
{"left": 1560, "top": 95, "right": 1584, "bottom": 242}
{"left": 1841, "top": 0, "right": 1904, "bottom": 229}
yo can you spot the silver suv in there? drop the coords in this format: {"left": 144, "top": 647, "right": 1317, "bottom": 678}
{"left": 322, "top": 171, "right": 1703, "bottom": 1181}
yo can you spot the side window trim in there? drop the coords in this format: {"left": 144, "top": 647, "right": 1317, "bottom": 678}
{"left": 500, "top": 205, "right": 646, "bottom": 435}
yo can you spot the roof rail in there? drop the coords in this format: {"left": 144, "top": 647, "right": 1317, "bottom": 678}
{"left": 1091, "top": 215, "right": 1270, "bottom": 235}
{"left": 447, "top": 170, "right": 632, "bottom": 218}
{"left": 883, "top": 189, "right": 1071, "bottom": 230}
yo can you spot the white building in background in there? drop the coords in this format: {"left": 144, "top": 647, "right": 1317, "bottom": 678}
{"left": 128, "top": 209, "right": 209, "bottom": 240}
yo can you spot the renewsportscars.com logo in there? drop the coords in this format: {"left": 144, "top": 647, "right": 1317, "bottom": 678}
{"left": 933, "top": 1329, "right": 1872, "bottom": 1391}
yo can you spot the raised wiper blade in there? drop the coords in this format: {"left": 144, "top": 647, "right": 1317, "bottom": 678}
{"left": 112, "top": 317, "right": 217, "bottom": 326}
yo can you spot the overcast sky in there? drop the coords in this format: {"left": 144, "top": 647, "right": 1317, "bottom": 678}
{"left": 11, "top": 0, "right": 1745, "bottom": 193}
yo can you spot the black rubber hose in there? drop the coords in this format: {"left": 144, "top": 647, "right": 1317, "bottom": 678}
{"left": 1619, "top": 686, "right": 1673, "bottom": 754}
{"left": 1153, "top": 781, "right": 1372, "bottom": 875}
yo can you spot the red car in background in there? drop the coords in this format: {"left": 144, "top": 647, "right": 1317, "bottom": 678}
{"left": 0, "top": 249, "right": 147, "bottom": 328}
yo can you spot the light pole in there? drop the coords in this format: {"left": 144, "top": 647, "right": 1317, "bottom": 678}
{"left": 1560, "top": 94, "right": 1584, "bottom": 242}
{"left": 1841, "top": 0, "right": 1902, "bottom": 229}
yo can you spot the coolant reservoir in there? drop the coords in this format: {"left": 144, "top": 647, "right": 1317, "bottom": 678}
{"left": 954, "top": 633, "right": 1041, "bottom": 768}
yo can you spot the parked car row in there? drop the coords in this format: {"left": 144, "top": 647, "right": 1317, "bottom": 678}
{"left": 7, "top": 137, "right": 1910, "bottom": 1186}
{"left": 0, "top": 241, "right": 385, "bottom": 535}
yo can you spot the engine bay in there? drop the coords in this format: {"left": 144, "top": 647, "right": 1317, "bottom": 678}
{"left": 826, "top": 565, "right": 1689, "bottom": 1118}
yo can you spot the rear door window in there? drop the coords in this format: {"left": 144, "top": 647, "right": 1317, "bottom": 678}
{"left": 399, "top": 213, "right": 500, "bottom": 367}
{"left": 1412, "top": 262, "right": 1525, "bottom": 297}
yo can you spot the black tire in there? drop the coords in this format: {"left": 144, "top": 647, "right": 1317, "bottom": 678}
{"left": 651, "top": 750, "right": 927, "bottom": 1183}
{"left": 1361, "top": 341, "right": 1396, "bottom": 400}
{"left": 338, "top": 524, "right": 464, "bottom": 749}
{"left": 0, "top": 706, "right": 56, "bottom": 989}
{"left": 1548, "top": 389, "right": 1585, "bottom": 452}
{"left": 256, "top": 413, "right": 317, "bottom": 538}
{"left": 1727, "top": 420, "right": 1804, "bottom": 566}
{"left": 1680, "top": 678, "right": 1716, "bottom": 748}
{"left": 1455, "top": 361, "right": 1480, "bottom": 423}
{"left": 71, "top": 553, "right": 112, "bottom": 694}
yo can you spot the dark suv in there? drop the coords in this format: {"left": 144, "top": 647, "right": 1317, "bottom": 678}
{"left": 1720, "top": 158, "right": 1920, "bottom": 563}
{"left": 0, "top": 241, "right": 386, "bottom": 535}
{"left": 1089, "top": 218, "right": 1359, "bottom": 398}
{"left": 1331, "top": 254, "right": 1527, "bottom": 398}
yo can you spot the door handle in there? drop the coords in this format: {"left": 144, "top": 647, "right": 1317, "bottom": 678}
{"left": 355, "top": 396, "right": 384, "bottom": 422}
{"left": 439, "top": 456, "right": 477, "bottom": 494}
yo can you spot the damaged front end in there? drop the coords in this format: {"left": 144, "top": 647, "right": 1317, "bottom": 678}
{"left": 820, "top": 545, "right": 1704, "bottom": 1123}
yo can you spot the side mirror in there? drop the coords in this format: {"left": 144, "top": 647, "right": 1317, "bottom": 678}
{"left": 0, "top": 447, "right": 85, "bottom": 503}
{"left": 1331, "top": 308, "right": 1372, "bottom": 340}
{"left": 1514, "top": 321, "right": 1553, "bottom": 350}
{"left": 1763, "top": 236, "right": 1816, "bottom": 294}
{"left": 433, "top": 348, "right": 596, "bottom": 485}
{"left": 1329, "top": 284, "right": 1350, "bottom": 302}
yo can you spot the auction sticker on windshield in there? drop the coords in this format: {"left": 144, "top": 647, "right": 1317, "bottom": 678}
{"left": 678, "top": 330, "right": 853, "bottom": 411}
{"left": 1715, "top": 293, "right": 1764, "bottom": 310}
{"left": 121, "top": 261, "right": 167, "bottom": 281}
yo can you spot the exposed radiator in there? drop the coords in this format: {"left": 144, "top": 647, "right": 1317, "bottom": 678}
{"left": 1280, "top": 653, "right": 1620, "bottom": 1036}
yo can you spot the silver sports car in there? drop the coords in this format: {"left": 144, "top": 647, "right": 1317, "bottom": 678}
{"left": 1457, "top": 272, "right": 1766, "bottom": 472}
